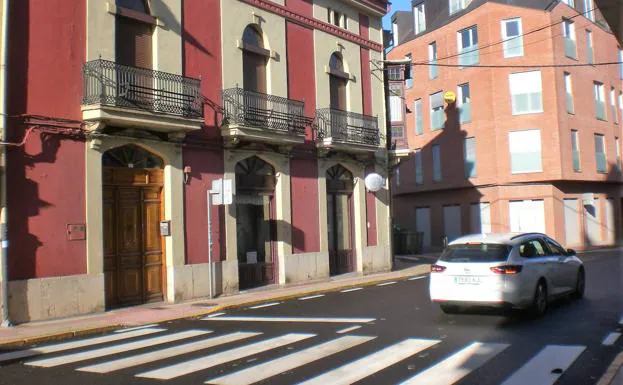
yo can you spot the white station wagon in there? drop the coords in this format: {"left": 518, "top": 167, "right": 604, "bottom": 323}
{"left": 429, "top": 232, "right": 585, "bottom": 315}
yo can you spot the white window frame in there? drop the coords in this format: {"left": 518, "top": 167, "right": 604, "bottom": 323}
{"left": 414, "top": 2, "right": 426, "bottom": 35}
{"left": 595, "top": 133, "right": 607, "bottom": 173}
{"left": 389, "top": 94, "right": 403, "bottom": 122}
{"left": 414, "top": 99, "right": 423, "bottom": 135}
{"left": 563, "top": 19, "right": 576, "bottom": 41}
{"left": 586, "top": 30, "right": 594, "bottom": 64}
{"left": 562, "top": 0, "right": 575, "bottom": 7}
{"left": 584, "top": 0, "right": 595, "bottom": 22}
{"left": 501, "top": 18, "right": 524, "bottom": 58}
{"left": 571, "top": 129, "right": 581, "bottom": 171}
{"left": 457, "top": 82, "right": 471, "bottom": 123}
{"left": 564, "top": 72, "right": 574, "bottom": 113}
{"left": 594, "top": 82, "right": 606, "bottom": 120}
{"left": 432, "top": 144, "right": 442, "bottom": 182}
{"left": 458, "top": 26, "right": 478, "bottom": 51}
{"left": 508, "top": 129, "right": 543, "bottom": 174}
{"left": 392, "top": 21, "right": 399, "bottom": 46}
{"left": 611, "top": 87, "right": 618, "bottom": 124}
{"left": 616, "top": 137, "right": 621, "bottom": 169}
{"left": 449, "top": 0, "right": 467, "bottom": 15}
{"left": 428, "top": 42, "right": 438, "bottom": 79}
{"left": 509, "top": 71, "right": 543, "bottom": 115}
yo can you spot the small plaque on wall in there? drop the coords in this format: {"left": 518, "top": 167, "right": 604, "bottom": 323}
{"left": 160, "top": 221, "right": 171, "bottom": 237}
{"left": 67, "top": 224, "right": 86, "bottom": 241}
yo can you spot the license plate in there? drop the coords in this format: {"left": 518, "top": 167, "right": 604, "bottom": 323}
{"left": 455, "top": 276, "right": 481, "bottom": 285}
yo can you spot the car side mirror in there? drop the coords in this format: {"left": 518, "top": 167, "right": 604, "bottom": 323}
{"left": 566, "top": 248, "right": 576, "bottom": 256}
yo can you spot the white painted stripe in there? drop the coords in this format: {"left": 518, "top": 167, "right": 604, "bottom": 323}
{"left": 400, "top": 342, "right": 509, "bottom": 385}
{"left": 377, "top": 281, "right": 397, "bottom": 286}
{"left": 298, "top": 294, "right": 325, "bottom": 301}
{"left": 0, "top": 328, "right": 166, "bottom": 363}
{"left": 249, "top": 302, "right": 280, "bottom": 309}
{"left": 206, "top": 312, "right": 226, "bottom": 318}
{"left": 113, "top": 324, "right": 159, "bottom": 333}
{"left": 77, "top": 332, "right": 260, "bottom": 374}
{"left": 340, "top": 288, "right": 363, "bottom": 293}
{"left": 26, "top": 330, "right": 209, "bottom": 368}
{"left": 408, "top": 276, "right": 427, "bottom": 281}
{"left": 501, "top": 345, "right": 586, "bottom": 385}
{"left": 206, "top": 335, "right": 375, "bottom": 385}
{"left": 336, "top": 326, "right": 362, "bottom": 334}
{"left": 603, "top": 332, "right": 621, "bottom": 346}
{"left": 201, "top": 316, "right": 375, "bottom": 324}
{"left": 296, "top": 338, "right": 440, "bottom": 385}
{"left": 137, "top": 333, "right": 315, "bottom": 380}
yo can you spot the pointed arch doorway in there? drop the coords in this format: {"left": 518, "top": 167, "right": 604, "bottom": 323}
{"left": 102, "top": 144, "right": 165, "bottom": 308}
{"left": 326, "top": 164, "right": 355, "bottom": 276}
{"left": 235, "top": 156, "right": 277, "bottom": 289}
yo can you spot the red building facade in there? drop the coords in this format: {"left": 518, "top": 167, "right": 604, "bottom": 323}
{"left": 0, "top": 0, "right": 391, "bottom": 323}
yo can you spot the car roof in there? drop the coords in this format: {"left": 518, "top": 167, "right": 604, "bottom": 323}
{"left": 448, "top": 232, "right": 550, "bottom": 247}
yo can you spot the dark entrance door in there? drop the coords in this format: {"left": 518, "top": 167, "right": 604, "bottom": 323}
{"left": 326, "top": 164, "right": 354, "bottom": 276}
{"left": 102, "top": 145, "right": 165, "bottom": 309}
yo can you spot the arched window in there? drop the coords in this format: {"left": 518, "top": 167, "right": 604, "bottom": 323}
{"left": 329, "top": 53, "right": 347, "bottom": 110}
{"left": 242, "top": 25, "right": 268, "bottom": 94}
{"left": 102, "top": 145, "right": 163, "bottom": 169}
{"left": 326, "top": 164, "right": 354, "bottom": 275}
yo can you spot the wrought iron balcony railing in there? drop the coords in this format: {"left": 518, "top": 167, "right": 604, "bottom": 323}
{"left": 315, "top": 108, "right": 381, "bottom": 146}
{"left": 221, "top": 87, "right": 307, "bottom": 136}
{"left": 82, "top": 59, "right": 203, "bottom": 119}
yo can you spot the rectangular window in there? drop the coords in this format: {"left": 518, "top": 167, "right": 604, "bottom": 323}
{"left": 430, "top": 91, "right": 444, "bottom": 130}
{"left": 562, "top": 0, "right": 575, "bottom": 7}
{"left": 458, "top": 83, "right": 471, "bottom": 123}
{"left": 619, "top": 92, "right": 623, "bottom": 119}
{"left": 619, "top": 49, "right": 623, "bottom": 80}
{"left": 470, "top": 202, "right": 491, "bottom": 234}
{"left": 509, "top": 129, "right": 542, "bottom": 173}
{"left": 563, "top": 20, "right": 577, "bottom": 59}
{"left": 464, "top": 137, "right": 476, "bottom": 177}
{"left": 343, "top": 14, "right": 347, "bottom": 29}
{"left": 432, "top": 144, "right": 442, "bottom": 182}
{"left": 405, "top": 54, "right": 413, "bottom": 89}
{"left": 502, "top": 18, "right": 524, "bottom": 58}
{"left": 571, "top": 130, "right": 581, "bottom": 171}
{"left": 429, "top": 42, "right": 438, "bottom": 79}
{"left": 594, "top": 82, "right": 606, "bottom": 120}
{"left": 414, "top": 99, "right": 423, "bottom": 135}
{"left": 595, "top": 134, "right": 607, "bottom": 173}
{"left": 389, "top": 94, "right": 403, "bottom": 122}
{"left": 391, "top": 125, "right": 404, "bottom": 139}
{"left": 564, "top": 72, "right": 574, "bottom": 113}
{"left": 458, "top": 26, "right": 479, "bottom": 66}
{"left": 392, "top": 21, "right": 399, "bottom": 46}
{"left": 414, "top": 2, "right": 426, "bottom": 34}
{"left": 414, "top": 149, "right": 423, "bottom": 184}
{"left": 509, "top": 71, "right": 543, "bottom": 115}
{"left": 449, "top": 0, "right": 467, "bottom": 15}
{"left": 611, "top": 87, "right": 618, "bottom": 124}
{"left": 584, "top": 0, "right": 595, "bottom": 22}
{"left": 586, "top": 30, "right": 594, "bottom": 64}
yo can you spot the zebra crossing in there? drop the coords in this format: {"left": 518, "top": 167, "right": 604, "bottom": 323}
{"left": 0, "top": 325, "right": 590, "bottom": 384}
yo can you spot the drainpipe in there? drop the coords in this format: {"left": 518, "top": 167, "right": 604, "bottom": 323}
{"left": 0, "top": 0, "right": 11, "bottom": 327}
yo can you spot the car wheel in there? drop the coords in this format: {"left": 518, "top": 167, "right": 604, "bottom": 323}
{"left": 571, "top": 268, "right": 585, "bottom": 300}
{"left": 440, "top": 304, "right": 459, "bottom": 314}
{"left": 531, "top": 281, "right": 548, "bottom": 317}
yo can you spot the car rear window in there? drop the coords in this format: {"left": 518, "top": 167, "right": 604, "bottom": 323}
{"left": 439, "top": 243, "right": 511, "bottom": 263}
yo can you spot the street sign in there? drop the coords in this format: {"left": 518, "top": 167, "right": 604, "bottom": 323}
{"left": 211, "top": 178, "right": 233, "bottom": 206}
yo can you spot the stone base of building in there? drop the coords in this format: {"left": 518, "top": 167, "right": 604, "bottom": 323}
{"left": 8, "top": 274, "right": 105, "bottom": 324}
{"left": 363, "top": 245, "right": 392, "bottom": 274}
{"left": 283, "top": 251, "right": 330, "bottom": 283}
{"left": 171, "top": 260, "right": 239, "bottom": 301}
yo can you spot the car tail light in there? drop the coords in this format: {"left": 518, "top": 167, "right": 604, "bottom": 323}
{"left": 431, "top": 264, "right": 447, "bottom": 273}
{"left": 490, "top": 265, "right": 523, "bottom": 275}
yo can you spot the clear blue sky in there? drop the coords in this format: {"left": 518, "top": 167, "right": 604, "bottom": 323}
{"left": 382, "top": 0, "right": 411, "bottom": 30}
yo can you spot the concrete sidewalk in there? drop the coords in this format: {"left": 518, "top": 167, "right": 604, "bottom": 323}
{"left": 0, "top": 264, "right": 431, "bottom": 349}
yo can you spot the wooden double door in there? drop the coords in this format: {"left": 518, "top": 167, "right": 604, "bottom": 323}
{"left": 103, "top": 167, "right": 165, "bottom": 308}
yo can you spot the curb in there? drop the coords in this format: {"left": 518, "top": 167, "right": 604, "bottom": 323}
{"left": 597, "top": 352, "right": 623, "bottom": 385}
{"left": 0, "top": 265, "right": 431, "bottom": 349}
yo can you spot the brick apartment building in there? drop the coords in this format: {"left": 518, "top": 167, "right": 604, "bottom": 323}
{"left": 0, "top": 0, "right": 391, "bottom": 324}
{"left": 387, "top": 0, "right": 623, "bottom": 252}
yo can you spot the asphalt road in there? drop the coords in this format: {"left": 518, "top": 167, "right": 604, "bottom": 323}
{"left": 0, "top": 249, "right": 621, "bottom": 385}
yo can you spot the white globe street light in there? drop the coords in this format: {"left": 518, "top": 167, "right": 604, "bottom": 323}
{"left": 364, "top": 173, "right": 385, "bottom": 192}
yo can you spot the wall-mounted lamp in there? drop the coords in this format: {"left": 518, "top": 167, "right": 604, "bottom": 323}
{"left": 183, "top": 166, "right": 192, "bottom": 184}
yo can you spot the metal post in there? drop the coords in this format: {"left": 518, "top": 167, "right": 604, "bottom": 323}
{"left": 207, "top": 190, "right": 214, "bottom": 299}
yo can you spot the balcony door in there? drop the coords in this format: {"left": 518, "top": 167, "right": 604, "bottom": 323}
{"left": 241, "top": 25, "right": 269, "bottom": 127}
{"left": 102, "top": 145, "right": 165, "bottom": 309}
{"left": 235, "top": 156, "right": 277, "bottom": 290}
{"left": 115, "top": 0, "right": 154, "bottom": 109}
{"left": 329, "top": 53, "right": 347, "bottom": 111}
{"left": 326, "top": 164, "right": 354, "bottom": 276}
